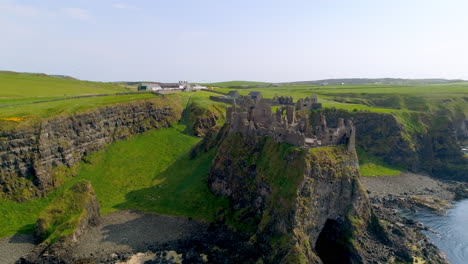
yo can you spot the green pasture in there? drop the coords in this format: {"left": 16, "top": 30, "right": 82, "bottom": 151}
{"left": 0, "top": 71, "right": 127, "bottom": 98}
{"left": 215, "top": 83, "right": 468, "bottom": 112}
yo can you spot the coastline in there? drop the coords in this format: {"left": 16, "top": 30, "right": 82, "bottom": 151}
{"left": 361, "top": 172, "right": 468, "bottom": 263}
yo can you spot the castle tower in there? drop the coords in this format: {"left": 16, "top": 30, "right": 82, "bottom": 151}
{"left": 320, "top": 114, "right": 327, "bottom": 129}
{"left": 286, "top": 105, "right": 295, "bottom": 125}
{"left": 311, "top": 93, "right": 318, "bottom": 103}
{"left": 346, "top": 120, "right": 356, "bottom": 152}
{"left": 338, "top": 118, "right": 345, "bottom": 129}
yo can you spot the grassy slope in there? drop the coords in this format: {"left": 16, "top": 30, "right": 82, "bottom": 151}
{"left": 0, "top": 71, "right": 127, "bottom": 98}
{"left": 0, "top": 71, "right": 160, "bottom": 128}
{"left": 357, "top": 148, "right": 403, "bottom": 177}
{"left": 0, "top": 93, "right": 155, "bottom": 120}
{"left": 0, "top": 126, "right": 226, "bottom": 237}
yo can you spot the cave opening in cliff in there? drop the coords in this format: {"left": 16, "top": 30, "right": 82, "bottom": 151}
{"left": 315, "top": 219, "right": 354, "bottom": 264}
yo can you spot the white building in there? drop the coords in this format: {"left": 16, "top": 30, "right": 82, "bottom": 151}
{"left": 192, "top": 84, "right": 206, "bottom": 90}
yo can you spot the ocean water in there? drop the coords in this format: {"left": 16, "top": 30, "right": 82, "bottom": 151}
{"left": 402, "top": 199, "right": 468, "bottom": 264}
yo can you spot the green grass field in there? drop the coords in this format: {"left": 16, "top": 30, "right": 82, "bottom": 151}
{"left": 214, "top": 83, "right": 468, "bottom": 114}
{"left": 0, "top": 94, "right": 156, "bottom": 120}
{"left": 0, "top": 71, "right": 158, "bottom": 128}
{"left": 0, "top": 71, "right": 128, "bottom": 98}
{"left": 0, "top": 72, "right": 220, "bottom": 129}
{"left": 0, "top": 126, "right": 227, "bottom": 237}
{"left": 202, "top": 80, "right": 272, "bottom": 88}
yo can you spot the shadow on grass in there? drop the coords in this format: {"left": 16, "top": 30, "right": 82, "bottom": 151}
{"left": 113, "top": 149, "right": 228, "bottom": 222}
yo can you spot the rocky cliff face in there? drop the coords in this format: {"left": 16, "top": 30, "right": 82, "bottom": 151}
{"left": 207, "top": 131, "right": 447, "bottom": 263}
{"left": 0, "top": 96, "right": 183, "bottom": 199}
{"left": 315, "top": 109, "right": 468, "bottom": 181}
{"left": 184, "top": 99, "right": 225, "bottom": 137}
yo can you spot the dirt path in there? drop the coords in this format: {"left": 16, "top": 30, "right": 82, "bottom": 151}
{"left": 360, "top": 172, "right": 454, "bottom": 200}
{"left": 0, "top": 234, "right": 35, "bottom": 264}
{"left": 73, "top": 210, "right": 211, "bottom": 260}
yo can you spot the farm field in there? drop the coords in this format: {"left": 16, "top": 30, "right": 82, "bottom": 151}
{"left": 0, "top": 71, "right": 127, "bottom": 97}
{"left": 215, "top": 82, "right": 468, "bottom": 113}
{"left": 0, "top": 71, "right": 221, "bottom": 128}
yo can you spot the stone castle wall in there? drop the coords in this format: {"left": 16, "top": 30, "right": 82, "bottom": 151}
{"left": 226, "top": 93, "right": 355, "bottom": 149}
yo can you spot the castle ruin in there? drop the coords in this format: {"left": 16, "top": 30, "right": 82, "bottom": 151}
{"left": 226, "top": 92, "right": 355, "bottom": 150}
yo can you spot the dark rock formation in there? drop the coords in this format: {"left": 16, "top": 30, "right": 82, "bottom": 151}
{"left": 314, "top": 109, "right": 468, "bottom": 181}
{"left": 184, "top": 100, "right": 225, "bottom": 137}
{"left": 207, "top": 132, "right": 447, "bottom": 263}
{"left": 0, "top": 97, "right": 183, "bottom": 198}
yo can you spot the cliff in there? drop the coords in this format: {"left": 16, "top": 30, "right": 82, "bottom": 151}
{"left": 0, "top": 95, "right": 183, "bottom": 200}
{"left": 314, "top": 109, "right": 468, "bottom": 181}
{"left": 184, "top": 99, "right": 226, "bottom": 137}
{"left": 19, "top": 180, "right": 100, "bottom": 264}
{"left": 207, "top": 130, "right": 447, "bottom": 263}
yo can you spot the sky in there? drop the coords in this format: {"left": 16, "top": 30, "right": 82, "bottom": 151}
{"left": 1, "top": 0, "right": 468, "bottom": 82}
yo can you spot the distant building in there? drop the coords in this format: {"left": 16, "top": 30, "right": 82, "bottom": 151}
{"left": 159, "top": 81, "right": 191, "bottom": 90}
{"left": 138, "top": 81, "right": 192, "bottom": 92}
{"left": 138, "top": 83, "right": 162, "bottom": 91}
{"left": 192, "top": 84, "right": 207, "bottom": 90}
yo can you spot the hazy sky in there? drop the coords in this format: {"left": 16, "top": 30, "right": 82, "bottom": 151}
{"left": 1, "top": 0, "right": 468, "bottom": 82}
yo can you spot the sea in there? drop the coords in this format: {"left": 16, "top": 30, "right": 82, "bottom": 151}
{"left": 401, "top": 199, "right": 468, "bottom": 264}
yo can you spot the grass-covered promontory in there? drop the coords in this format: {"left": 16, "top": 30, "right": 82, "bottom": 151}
{"left": 183, "top": 96, "right": 226, "bottom": 136}
{"left": 35, "top": 180, "right": 98, "bottom": 244}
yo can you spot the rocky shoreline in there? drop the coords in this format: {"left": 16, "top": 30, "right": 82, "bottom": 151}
{"left": 2, "top": 173, "right": 466, "bottom": 264}
{"left": 361, "top": 172, "right": 468, "bottom": 263}
{"left": 361, "top": 173, "right": 468, "bottom": 214}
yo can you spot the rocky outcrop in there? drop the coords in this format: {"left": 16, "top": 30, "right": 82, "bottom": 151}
{"left": 315, "top": 109, "right": 468, "bottom": 181}
{"left": 184, "top": 100, "right": 225, "bottom": 137}
{"left": 207, "top": 131, "right": 447, "bottom": 263}
{"left": 0, "top": 96, "right": 183, "bottom": 198}
{"left": 19, "top": 181, "right": 100, "bottom": 264}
